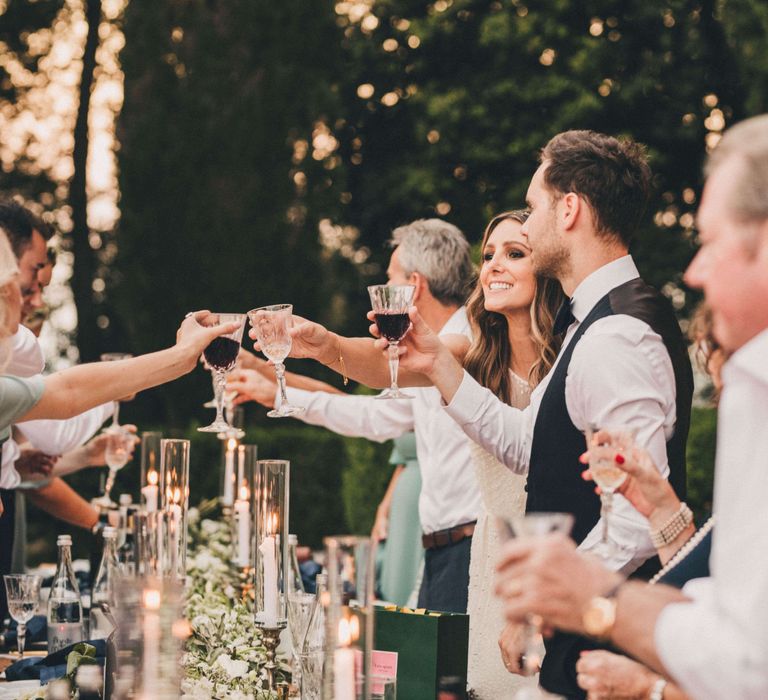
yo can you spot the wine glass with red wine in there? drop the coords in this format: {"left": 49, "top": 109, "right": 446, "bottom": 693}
{"left": 197, "top": 313, "right": 246, "bottom": 433}
{"left": 247, "top": 304, "right": 305, "bottom": 418}
{"left": 367, "top": 284, "right": 416, "bottom": 399}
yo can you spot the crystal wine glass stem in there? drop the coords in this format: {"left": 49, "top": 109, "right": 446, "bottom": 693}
{"left": 17, "top": 622, "right": 25, "bottom": 658}
{"left": 104, "top": 468, "right": 117, "bottom": 501}
{"left": 112, "top": 400, "right": 120, "bottom": 427}
{"left": 600, "top": 491, "right": 613, "bottom": 546}
{"left": 387, "top": 342, "right": 400, "bottom": 391}
{"left": 213, "top": 370, "right": 227, "bottom": 425}
{"left": 274, "top": 362, "right": 289, "bottom": 406}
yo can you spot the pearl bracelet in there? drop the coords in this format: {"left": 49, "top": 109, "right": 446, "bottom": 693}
{"left": 649, "top": 677, "right": 667, "bottom": 700}
{"left": 650, "top": 501, "right": 693, "bottom": 548}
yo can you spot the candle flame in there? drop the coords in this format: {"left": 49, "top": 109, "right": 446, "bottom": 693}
{"left": 238, "top": 484, "right": 249, "bottom": 501}
{"left": 227, "top": 437, "right": 237, "bottom": 451}
{"left": 267, "top": 512, "right": 278, "bottom": 535}
{"left": 173, "top": 486, "right": 182, "bottom": 504}
{"left": 349, "top": 614, "right": 360, "bottom": 642}
{"left": 338, "top": 617, "right": 352, "bottom": 646}
{"left": 147, "top": 469, "right": 158, "bottom": 486}
{"left": 143, "top": 588, "right": 161, "bottom": 610}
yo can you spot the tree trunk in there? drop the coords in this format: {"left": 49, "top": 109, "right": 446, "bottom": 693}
{"left": 69, "top": 0, "right": 102, "bottom": 362}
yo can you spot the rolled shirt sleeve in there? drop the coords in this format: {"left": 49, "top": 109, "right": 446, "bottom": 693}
{"left": 16, "top": 402, "right": 114, "bottom": 455}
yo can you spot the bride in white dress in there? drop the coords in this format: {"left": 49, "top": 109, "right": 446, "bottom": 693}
{"left": 439, "top": 211, "right": 563, "bottom": 698}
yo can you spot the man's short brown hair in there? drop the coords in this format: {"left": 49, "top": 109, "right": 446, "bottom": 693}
{"left": 540, "top": 130, "right": 652, "bottom": 246}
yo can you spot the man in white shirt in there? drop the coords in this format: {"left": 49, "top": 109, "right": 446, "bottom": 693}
{"left": 495, "top": 114, "right": 768, "bottom": 700}
{"left": 279, "top": 132, "right": 692, "bottom": 696}
{"left": 241, "top": 219, "right": 482, "bottom": 613}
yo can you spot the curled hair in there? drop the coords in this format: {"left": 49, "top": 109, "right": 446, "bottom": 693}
{"left": 463, "top": 211, "right": 563, "bottom": 402}
{"left": 390, "top": 219, "right": 474, "bottom": 306}
{"left": 540, "top": 130, "right": 652, "bottom": 247}
{"left": 688, "top": 302, "right": 727, "bottom": 404}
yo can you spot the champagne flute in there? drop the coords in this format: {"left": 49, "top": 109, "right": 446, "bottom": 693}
{"left": 585, "top": 425, "right": 637, "bottom": 559}
{"left": 197, "top": 313, "right": 246, "bottom": 433}
{"left": 3, "top": 574, "right": 42, "bottom": 659}
{"left": 368, "top": 284, "right": 415, "bottom": 400}
{"left": 100, "top": 353, "right": 133, "bottom": 427}
{"left": 497, "top": 512, "right": 574, "bottom": 687}
{"left": 94, "top": 427, "right": 134, "bottom": 508}
{"left": 247, "top": 304, "right": 304, "bottom": 418}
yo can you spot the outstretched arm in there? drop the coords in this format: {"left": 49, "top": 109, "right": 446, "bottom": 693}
{"left": 18, "top": 311, "right": 240, "bottom": 422}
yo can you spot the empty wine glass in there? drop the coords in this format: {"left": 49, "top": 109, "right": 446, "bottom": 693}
{"left": 93, "top": 427, "right": 135, "bottom": 508}
{"left": 585, "top": 425, "right": 638, "bottom": 560}
{"left": 367, "top": 284, "right": 415, "bottom": 400}
{"left": 3, "top": 574, "right": 42, "bottom": 659}
{"left": 247, "top": 304, "right": 304, "bottom": 418}
{"left": 197, "top": 313, "right": 246, "bottom": 433}
{"left": 100, "top": 353, "right": 133, "bottom": 427}
{"left": 286, "top": 591, "right": 316, "bottom": 693}
{"left": 497, "top": 512, "right": 574, "bottom": 688}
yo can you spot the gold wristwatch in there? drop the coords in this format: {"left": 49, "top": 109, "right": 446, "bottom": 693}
{"left": 582, "top": 582, "right": 623, "bottom": 640}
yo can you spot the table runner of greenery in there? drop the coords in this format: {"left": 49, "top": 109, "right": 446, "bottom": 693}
{"left": 182, "top": 500, "right": 288, "bottom": 699}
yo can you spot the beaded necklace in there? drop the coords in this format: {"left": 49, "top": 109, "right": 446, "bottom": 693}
{"left": 649, "top": 516, "right": 715, "bottom": 585}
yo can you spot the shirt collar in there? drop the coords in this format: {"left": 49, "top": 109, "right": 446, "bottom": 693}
{"left": 570, "top": 255, "right": 640, "bottom": 322}
{"left": 723, "top": 327, "right": 768, "bottom": 387}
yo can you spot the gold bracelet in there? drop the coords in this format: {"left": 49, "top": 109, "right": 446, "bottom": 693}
{"left": 324, "top": 334, "right": 348, "bottom": 386}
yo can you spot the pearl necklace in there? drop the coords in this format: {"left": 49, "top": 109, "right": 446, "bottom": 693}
{"left": 649, "top": 516, "right": 715, "bottom": 585}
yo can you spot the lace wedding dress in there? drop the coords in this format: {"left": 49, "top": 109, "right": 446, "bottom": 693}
{"left": 467, "top": 371, "right": 536, "bottom": 699}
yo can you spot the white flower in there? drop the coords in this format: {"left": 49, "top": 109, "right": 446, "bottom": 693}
{"left": 215, "top": 653, "right": 249, "bottom": 679}
{"left": 180, "top": 676, "right": 215, "bottom": 698}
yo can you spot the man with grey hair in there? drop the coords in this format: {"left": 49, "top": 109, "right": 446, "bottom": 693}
{"left": 495, "top": 113, "right": 768, "bottom": 699}
{"left": 236, "top": 218, "right": 481, "bottom": 612}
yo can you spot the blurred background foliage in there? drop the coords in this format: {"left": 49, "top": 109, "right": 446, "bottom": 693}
{"left": 1, "top": 0, "right": 757, "bottom": 558}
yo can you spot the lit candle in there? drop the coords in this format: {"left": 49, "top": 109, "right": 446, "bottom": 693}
{"left": 334, "top": 617, "right": 356, "bottom": 700}
{"left": 142, "top": 469, "right": 159, "bottom": 513}
{"left": 234, "top": 483, "right": 251, "bottom": 567}
{"left": 258, "top": 524, "right": 278, "bottom": 627}
{"left": 222, "top": 437, "right": 237, "bottom": 506}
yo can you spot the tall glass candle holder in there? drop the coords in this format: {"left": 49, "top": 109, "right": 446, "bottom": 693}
{"left": 254, "top": 459, "right": 289, "bottom": 690}
{"left": 219, "top": 431, "right": 240, "bottom": 509}
{"left": 159, "top": 439, "right": 190, "bottom": 581}
{"left": 139, "top": 432, "right": 162, "bottom": 510}
{"left": 233, "top": 444, "right": 258, "bottom": 570}
{"left": 324, "top": 536, "right": 376, "bottom": 700}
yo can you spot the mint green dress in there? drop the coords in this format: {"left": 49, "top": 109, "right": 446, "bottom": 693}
{"left": 379, "top": 432, "right": 423, "bottom": 606}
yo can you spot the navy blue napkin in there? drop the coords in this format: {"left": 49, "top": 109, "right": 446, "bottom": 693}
{"left": 5, "top": 639, "right": 106, "bottom": 683}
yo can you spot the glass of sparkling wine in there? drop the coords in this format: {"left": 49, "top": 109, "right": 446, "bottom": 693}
{"left": 496, "top": 513, "right": 574, "bottom": 689}
{"left": 247, "top": 304, "right": 304, "bottom": 418}
{"left": 3, "top": 574, "right": 42, "bottom": 659}
{"left": 94, "top": 427, "right": 135, "bottom": 508}
{"left": 368, "top": 284, "right": 416, "bottom": 400}
{"left": 585, "top": 425, "right": 638, "bottom": 559}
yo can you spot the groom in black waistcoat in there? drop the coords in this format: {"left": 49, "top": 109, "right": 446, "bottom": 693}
{"left": 395, "top": 130, "right": 693, "bottom": 698}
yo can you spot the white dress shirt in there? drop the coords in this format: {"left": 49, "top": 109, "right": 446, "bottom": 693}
{"left": 285, "top": 307, "right": 482, "bottom": 534}
{"left": 444, "top": 257, "right": 677, "bottom": 572}
{"left": 0, "top": 403, "right": 114, "bottom": 489}
{"left": 6, "top": 326, "right": 45, "bottom": 377}
{"left": 655, "top": 328, "right": 768, "bottom": 699}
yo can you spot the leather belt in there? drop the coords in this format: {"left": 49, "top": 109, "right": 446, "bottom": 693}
{"left": 421, "top": 521, "right": 477, "bottom": 550}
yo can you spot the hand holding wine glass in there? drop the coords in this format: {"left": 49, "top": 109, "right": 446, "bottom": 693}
{"left": 93, "top": 427, "right": 135, "bottom": 507}
{"left": 584, "top": 425, "right": 637, "bottom": 559}
{"left": 197, "top": 313, "right": 246, "bottom": 433}
{"left": 368, "top": 284, "right": 415, "bottom": 399}
{"left": 496, "top": 512, "right": 574, "bottom": 686}
{"left": 3, "top": 574, "right": 42, "bottom": 659}
{"left": 247, "top": 304, "right": 304, "bottom": 418}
